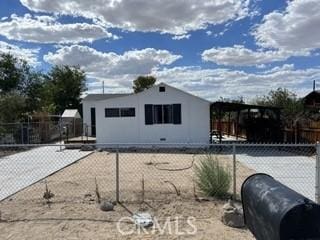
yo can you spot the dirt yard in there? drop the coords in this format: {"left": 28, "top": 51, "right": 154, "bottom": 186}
{"left": 0, "top": 150, "right": 255, "bottom": 239}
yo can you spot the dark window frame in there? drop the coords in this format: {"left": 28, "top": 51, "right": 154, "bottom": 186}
{"left": 159, "top": 86, "right": 166, "bottom": 92}
{"left": 163, "top": 104, "right": 173, "bottom": 124}
{"left": 120, "top": 108, "right": 135, "bottom": 117}
{"left": 145, "top": 104, "right": 181, "bottom": 125}
{"left": 105, "top": 107, "right": 135, "bottom": 118}
{"left": 105, "top": 108, "right": 120, "bottom": 118}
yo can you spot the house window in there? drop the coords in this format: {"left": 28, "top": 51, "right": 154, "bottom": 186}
{"left": 120, "top": 108, "right": 135, "bottom": 117}
{"left": 163, "top": 105, "right": 173, "bottom": 123}
{"left": 105, "top": 108, "right": 120, "bottom": 118}
{"left": 105, "top": 108, "right": 135, "bottom": 118}
{"left": 145, "top": 104, "right": 181, "bottom": 125}
{"left": 159, "top": 86, "right": 166, "bottom": 92}
{"left": 153, "top": 105, "right": 163, "bottom": 124}
{"left": 154, "top": 105, "right": 172, "bottom": 124}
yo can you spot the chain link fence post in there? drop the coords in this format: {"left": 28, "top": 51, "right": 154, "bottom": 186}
{"left": 116, "top": 147, "right": 120, "bottom": 203}
{"left": 232, "top": 143, "right": 237, "bottom": 200}
{"left": 20, "top": 123, "right": 24, "bottom": 144}
{"left": 316, "top": 142, "right": 320, "bottom": 204}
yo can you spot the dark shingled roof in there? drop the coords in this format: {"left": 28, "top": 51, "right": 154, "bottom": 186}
{"left": 82, "top": 93, "right": 131, "bottom": 101}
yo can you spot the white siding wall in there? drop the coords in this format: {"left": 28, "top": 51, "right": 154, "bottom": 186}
{"left": 96, "top": 95, "right": 140, "bottom": 143}
{"left": 94, "top": 85, "right": 210, "bottom": 144}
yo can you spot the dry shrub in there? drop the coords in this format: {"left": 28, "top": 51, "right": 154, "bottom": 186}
{"left": 194, "top": 154, "right": 231, "bottom": 199}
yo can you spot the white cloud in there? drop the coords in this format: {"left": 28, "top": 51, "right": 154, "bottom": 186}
{"left": 41, "top": 44, "right": 318, "bottom": 99}
{"left": 20, "top": 0, "right": 250, "bottom": 36}
{"left": 44, "top": 45, "right": 182, "bottom": 88}
{"left": 201, "top": 45, "right": 298, "bottom": 66}
{"left": 0, "top": 41, "right": 39, "bottom": 65}
{"left": 0, "top": 14, "right": 114, "bottom": 44}
{"left": 172, "top": 34, "right": 191, "bottom": 40}
{"left": 150, "top": 65, "right": 320, "bottom": 100}
{"left": 214, "top": 28, "right": 229, "bottom": 37}
{"left": 254, "top": 0, "right": 320, "bottom": 52}
{"left": 43, "top": 45, "right": 319, "bottom": 100}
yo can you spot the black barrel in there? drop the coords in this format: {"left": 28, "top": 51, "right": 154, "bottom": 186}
{"left": 241, "top": 173, "right": 320, "bottom": 240}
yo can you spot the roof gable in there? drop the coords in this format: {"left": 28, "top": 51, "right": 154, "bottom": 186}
{"left": 140, "top": 82, "right": 211, "bottom": 103}
{"left": 82, "top": 93, "right": 131, "bottom": 101}
{"left": 82, "top": 83, "right": 210, "bottom": 103}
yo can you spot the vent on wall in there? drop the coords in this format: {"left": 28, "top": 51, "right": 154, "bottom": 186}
{"left": 160, "top": 138, "right": 166, "bottom": 141}
{"left": 159, "top": 86, "right": 166, "bottom": 92}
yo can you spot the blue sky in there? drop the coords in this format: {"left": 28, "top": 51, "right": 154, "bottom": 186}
{"left": 0, "top": 0, "right": 320, "bottom": 101}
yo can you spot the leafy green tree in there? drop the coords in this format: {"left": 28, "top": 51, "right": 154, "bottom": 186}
{"left": 253, "top": 88, "right": 303, "bottom": 126}
{"left": 0, "top": 93, "right": 26, "bottom": 123}
{"left": 46, "top": 65, "right": 86, "bottom": 114}
{"left": 0, "top": 54, "right": 87, "bottom": 121}
{"left": 133, "top": 75, "right": 156, "bottom": 93}
{"left": 39, "top": 80, "right": 57, "bottom": 114}
{"left": 0, "top": 54, "right": 23, "bottom": 93}
{"left": 19, "top": 66, "right": 46, "bottom": 113}
{"left": 0, "top": 53, "right": 46, "bottom": 120}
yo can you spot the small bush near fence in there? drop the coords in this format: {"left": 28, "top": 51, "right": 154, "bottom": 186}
{"left": 194, "top": 154, "right": 231, "bottom": 199}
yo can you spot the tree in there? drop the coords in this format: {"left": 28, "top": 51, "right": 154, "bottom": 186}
{"left": 0, "top": 53, "right": 45, "bottom": 120}
{"left": 133, "top": 76, "right": 156, "bottom": 93}
{"left": 0, "top": 93, "right": 26, "bottom": 123}
{"left": 0, "top": 53, "right": 23, "bottom": 93}
{"left": 0, "top": 54, "right": 87, "bottom": 121}
{"left": 18, "top": 65, "right": 46, "bottom": 113}
{"left": 253, "top": 88, "right": 303, "bottom": 127}
{"left": 46, "top": 65, "right": 86, "bottom": 114}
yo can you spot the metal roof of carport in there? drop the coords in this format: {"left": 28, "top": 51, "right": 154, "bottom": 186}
{"left": 211, "top": 101, "right": 281, "bottom": 112}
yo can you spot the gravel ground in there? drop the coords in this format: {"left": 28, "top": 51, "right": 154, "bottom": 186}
{"left": 0, "top": 151, "right": 255, "bottom": 239}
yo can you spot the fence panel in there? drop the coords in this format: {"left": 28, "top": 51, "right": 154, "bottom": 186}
{"left": 0, "top": 145, "right": 115, "bottom": 222}
{"left": 0, "top": 122, "right": 63, "bottom": 144}
{"left": 0, "top": 122, "right": 95, "bottom": 145}
{"left": 233, "top": 144, "right": 316, "bottom": 201}
{"left": 0, "top": 143, "right": 317, "bottom": 223}
{"left": 115, "top": 146, "right": 234, "bottom": 202}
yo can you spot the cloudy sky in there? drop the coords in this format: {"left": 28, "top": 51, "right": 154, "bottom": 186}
{"left": 1, "top": 0, "right": 320, "bottom": 101}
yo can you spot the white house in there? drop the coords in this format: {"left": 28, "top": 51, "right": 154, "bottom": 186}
{"left": 82, "top": 83, "right": 210, "bottom": 144}
{"left": 82, "top": 93, "right": 131, "bottom": 137}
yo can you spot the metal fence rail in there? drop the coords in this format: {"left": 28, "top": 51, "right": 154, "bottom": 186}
{"left": 0, "top": 143, "right": 318, "bottom": 221}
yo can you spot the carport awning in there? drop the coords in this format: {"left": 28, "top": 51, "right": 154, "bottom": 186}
{"left": 211, "top": 101, "right": 281, "bottom": 112}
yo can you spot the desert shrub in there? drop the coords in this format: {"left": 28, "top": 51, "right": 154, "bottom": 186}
{"left": 194, "top": 154, "right": 231, "bottom": 198}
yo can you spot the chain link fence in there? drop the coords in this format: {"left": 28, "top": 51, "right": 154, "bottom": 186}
{"left": 0, "top": 122, "right": 96, "bottom": 144}
{"left": 0, "top": 122, "right": 62, "bottom": 144}
{"left": 0, "top": 143, "right": 317, "bottom": 221}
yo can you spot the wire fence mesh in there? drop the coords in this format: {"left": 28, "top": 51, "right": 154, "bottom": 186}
{"left": 0, "top": 122, "right": 96, "bottom": 144}
{"left": 0, "top": 122, "right": 62, "bottom": 144}
{"left": 0, "top": 143, "right": 317, "bottom": 222}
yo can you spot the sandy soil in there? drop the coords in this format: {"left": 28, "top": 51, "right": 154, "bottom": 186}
{"left": 0, "top": 150, "right": 255, "bottom": 239}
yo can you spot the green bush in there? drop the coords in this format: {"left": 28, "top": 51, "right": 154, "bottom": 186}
{"left": 194, "top": 154, "right": 231, "bottom": 199}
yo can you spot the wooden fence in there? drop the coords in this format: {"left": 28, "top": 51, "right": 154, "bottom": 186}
{"left": 284, "top": 127, "right": 320, "bottom": 143}
{"left": 213, "top": 121, "right": 320, "bottom": 143}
